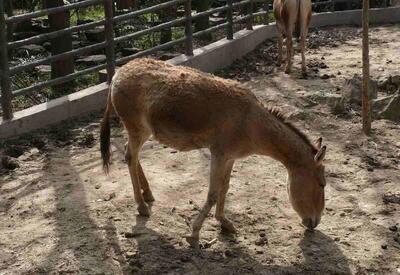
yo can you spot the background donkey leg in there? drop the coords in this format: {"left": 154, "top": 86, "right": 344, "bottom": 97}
{"left": 186, "top": 154, "right": 227, "bottom": 248}
{"left": 215, "top": 160, "right": 235, "bottom": 233}
{"left": 300, "top": 2, "right": 312, "bottom": 76}
{"left": 285, "top": 32, "right": 293, "bottom": 74}
{"left": 300, "top": 33, "right": 306, "bottom": 76}
{"left": 126, "top": 130, "right": 151, "bottom": 216}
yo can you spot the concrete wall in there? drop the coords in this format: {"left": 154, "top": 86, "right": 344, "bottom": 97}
{"left": 310, "top": 6, "right": 400, "bottom": 27}
{"left": 169, "top": 25, "right": 278, "bottom": 72}
{"left": 1, "top": 7, "right": 400, "bottom": 139}
{"left": 0, "top": 83, "right": 108, "bottom": 138}
{"left": 169, "top": 6, "right": 400, "bottom": 73}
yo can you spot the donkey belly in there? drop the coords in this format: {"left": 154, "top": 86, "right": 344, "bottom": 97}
{"left": 152, "top": 129, "right": 209, "bottom": 152}
{"left": 147, "top": 100, "right": 215, "bottom": 152}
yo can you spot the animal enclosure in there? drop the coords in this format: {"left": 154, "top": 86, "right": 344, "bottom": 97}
{"left": 0, "top": 0, "right": 391, "bottom": 123}
{"left": 1, "top": 24, "right": 399, "bottom": 274}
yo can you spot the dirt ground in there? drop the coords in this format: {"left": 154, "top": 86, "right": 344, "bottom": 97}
{"left": 1, "top": 25, "right": 400, "bottom": 275}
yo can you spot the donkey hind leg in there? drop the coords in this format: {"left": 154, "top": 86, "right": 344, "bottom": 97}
{"left": 126, "top": 131, "right": 151, "bottom": 216}
{"left": 186, "top": 154, "right": 228, "bottom": 248}
{"left": 125, "top": 142, "right": 155, "bottom": 203}
{"left": 215, "top": 160, "right": 235, "bottom": 234}
{"left": 138, "top": 163, "right": 155, "bottom": 202}
{"left": 300, "top": 33, "right": 307, "bottom": 77}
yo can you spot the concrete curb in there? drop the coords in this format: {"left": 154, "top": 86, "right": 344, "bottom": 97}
{"left": 0, "top": 83, "right": 108, "bottom": 139}
{"left": 1, "top": 7, "right": 400, "bottom": 139}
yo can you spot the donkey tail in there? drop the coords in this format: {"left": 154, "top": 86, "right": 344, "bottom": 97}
{"left": 100, "top": 83, "right": 114, "bottom": 174}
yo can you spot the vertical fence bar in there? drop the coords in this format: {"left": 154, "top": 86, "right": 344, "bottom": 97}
{"left": 104, "top": 0, "right": 115, "bottom": 84}
{"left": 0, "top": 0, "right": 13, "bottom": 120}
{"left": 184, "top": 0, "right": 193, "bottom": 56}
{"left": 226, "top": 0, "right": 234, "bottom": 40}
{"left": 5, "top": 0, "right": 13, "bottom": 43}
{"left": 263, "top": 0, "right": 269, "bottom": 25}
{"left": 330, "top": 0, "right": 335, "bottom": 12}
{"left": 346, "top": 0, "right": 351, "bottom": 11}
{"left": 246, "top": 0, "right": 254, "bottom": 30}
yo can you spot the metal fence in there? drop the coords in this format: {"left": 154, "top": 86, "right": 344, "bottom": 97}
{"left": 0, "top": 0, "right": 391, "bottom": 121}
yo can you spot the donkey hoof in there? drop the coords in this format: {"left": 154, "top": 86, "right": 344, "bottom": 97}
{"left": 185, "top": 236, "right": 200, "bottom": 249}
{"left": 137, "top": 205, "right": 151, "bottom": 217}
{"left": 221, "top": 220, "right": 237, "bottom": 234}
{"left": 143, "top": 191, "right": 155, "bottom": 203}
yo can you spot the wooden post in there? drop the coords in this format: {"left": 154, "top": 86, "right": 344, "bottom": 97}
{"left": 46, "top": 0, "right": 75, "bottom": 96}
{"left": 5, "top": 0, "right": 13, "bottom": 43}
{"left": 184, "top": 0, "right": 193, "bottom": 56}
{"left": 227, "top": 0, "right": 234, "bottom": 40}
{"left": 362, "top": 0, "right": 371, "bottom": 134}
{"left": 104, "top": 0, "right": 115, "bottom": 84}
{"left": 346, "top": 1, "right": 351, "bottom": 11}
{"left": 195, "top": 0, "right": 211, "bottom": 40}
{"left": 246, "top": 0, "right": 254, "bottom": 30}
{"left": 159, "top": 3, "right": 177, "bottom": 44}
{"left": 0, "top": 0, "right": 13, "bottom": 120}
{"left": 263, "top": 0, "right": 269, "bottom": 25}
{"left": 115, "top": 0, "right": 135, "bottom": 10}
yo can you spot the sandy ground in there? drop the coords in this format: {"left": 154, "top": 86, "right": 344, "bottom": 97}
{"left": 1, "top": 25, "right": 400, "bottom": 275}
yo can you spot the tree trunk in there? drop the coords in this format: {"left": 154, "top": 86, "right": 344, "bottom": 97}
{"left": 194, "top": 0, "right": 212, "bottom": 40}
{"left": 116, "top": 0, "right": 137, "bottom": 10}
{"left": 46, "top": 0, "right": 75, "bottom": 97}
{"left": 362, "top": 0, "right": 371, "bottom": 134}
{"left": 5, "top": 0, "right": 13, "bottom": 42}
{"left": 159, "top": 4, "right": 177, "bottom": 44}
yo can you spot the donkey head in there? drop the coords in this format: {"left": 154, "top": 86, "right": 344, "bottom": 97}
{"left": 287, "top": 137, "right": 327, "bottom": 230}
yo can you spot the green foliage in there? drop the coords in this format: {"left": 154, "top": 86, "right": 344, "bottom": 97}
{"left": 172, "top": 27, "right": 185, "bottom": 40}
{"left": 70, "top": 5, "right": 105, "bottom": 26}
{"left": 253, "top": 11, "right": 275, "bottom": 25}
{"left": 12, "top": 0, "right": 41, "bottom": 11}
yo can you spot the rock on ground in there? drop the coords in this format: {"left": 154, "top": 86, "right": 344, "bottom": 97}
{"left": 378, "top": 93, "right": 400, "bottom": 121}
{"left": 342, "top": 74, "right": 378, "bottom": 105}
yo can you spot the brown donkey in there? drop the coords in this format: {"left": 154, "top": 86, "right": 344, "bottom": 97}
{"left": 100, "top": 58, "right": 327, "bottom": 248}
{"left": 273, "top": 0, "right": 312, "bottom": 75}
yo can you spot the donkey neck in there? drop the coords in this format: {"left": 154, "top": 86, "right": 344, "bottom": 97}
{"left": 251, "top": 106, "right": 316, "bottom": 169}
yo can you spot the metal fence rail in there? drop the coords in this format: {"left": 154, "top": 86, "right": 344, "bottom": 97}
{"left": 0, "top": 0, "right": 391, "bottom": 121}
{"left": 0, "top": 0, "right": 272, "bottom": 120}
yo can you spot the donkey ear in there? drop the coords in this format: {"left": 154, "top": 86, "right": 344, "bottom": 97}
{"left": 314, "top": 145, "right": 326, "bottom": 165}
{"left": 315, "top": 137, "right": 323, "bottom": 149}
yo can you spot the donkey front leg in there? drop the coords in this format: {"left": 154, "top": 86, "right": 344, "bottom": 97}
{"left": 215, "top": 160, "right": 235, "bottom": 234}
{"left": 186, "top": 154, "right": 228, "bottom": 248}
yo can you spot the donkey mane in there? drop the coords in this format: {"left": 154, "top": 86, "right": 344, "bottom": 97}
{"left": 265, "top": 105, "right": 317, "bottom": 153}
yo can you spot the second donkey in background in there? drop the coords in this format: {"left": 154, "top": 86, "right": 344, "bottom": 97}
{"left": 273, "top": 0, "right": 312, "bottom": 76}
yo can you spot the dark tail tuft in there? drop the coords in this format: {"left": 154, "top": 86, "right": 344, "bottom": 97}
{"left": 100, "top": 86, "right": 113, "bottom": 174}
